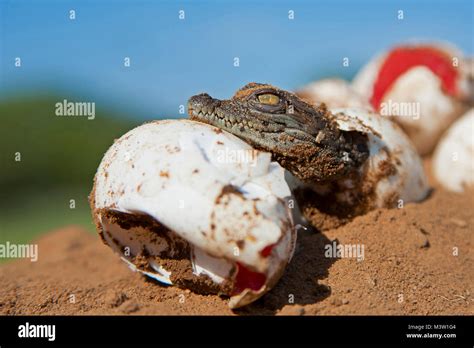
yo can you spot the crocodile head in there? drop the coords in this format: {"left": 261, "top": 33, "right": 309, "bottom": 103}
{"left": 188, "top": 82, "right": 369, "bottom": 183}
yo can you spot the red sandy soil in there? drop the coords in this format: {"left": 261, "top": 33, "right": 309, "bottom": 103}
{"left": 0, "top": 164, "right": 473, "bottom": 315}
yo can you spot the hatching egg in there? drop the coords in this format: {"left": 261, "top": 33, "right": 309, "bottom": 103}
{"left": 293, "top": 108, "right": 430, "bottom": 220}
{"left": 90, "top": 120, "right": 296, "bottom": 308}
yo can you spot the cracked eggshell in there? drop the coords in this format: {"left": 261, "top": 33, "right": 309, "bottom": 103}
{"left": 299, "top": 108, "right": 429, "bottom": 216}
{"left": 90, "top": 120, "right": 296, "bottom": 308}
{"left": 352, "top": 43, "right": 472, "bottom": 155}
{"left": 296, "top": 78, "right": 373, "bottom": 110}
{"left": 433, "top": 109, "right": 474, "bottom": 192}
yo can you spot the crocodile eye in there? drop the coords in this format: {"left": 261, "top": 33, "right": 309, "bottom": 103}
{"left": 258, "top": 93, "right": 280, "bottom": 105}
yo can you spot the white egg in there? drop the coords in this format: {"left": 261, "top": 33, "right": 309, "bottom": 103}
{"left": 352, "top": 43, "right": 471, "bottom": 155}
{"left": 433, "top": 109, "right": 474, "bottom": 192}
{"left": 296, "top": 78, "right": 372, "bottom": 110}
{"left": 90, "top": 119, "right": 296, "bottom": 308}
{"left": 294, "top": 108, "right": 430, "bottom": 216}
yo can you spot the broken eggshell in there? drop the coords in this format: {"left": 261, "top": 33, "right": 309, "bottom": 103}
{"left": 433, "top": 109, "right": 474, "bottom": 192}
{"left": 352, "top": 42, "right": 472, "bottom": 155}
{"left": 90, "top": 119, "right": 296, "bottom": 308}
{"left": 293, "top": 108, "right": 430, "bottom": 221}
{"left": 296, "top": 78, "right": 373, "bottom": 110}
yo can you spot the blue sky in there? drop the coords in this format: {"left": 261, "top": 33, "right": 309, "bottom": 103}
{"left": 0, "top": 0, "right": 472, "bottom": 119}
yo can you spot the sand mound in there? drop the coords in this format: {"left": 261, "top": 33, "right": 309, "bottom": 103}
{"left": 1, "top": 180, "right": 472, "bottom": 315}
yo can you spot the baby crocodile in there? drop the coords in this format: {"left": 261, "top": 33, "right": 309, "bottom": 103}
{"left": 188, "top": 82, "right": 369, "bottom": 183}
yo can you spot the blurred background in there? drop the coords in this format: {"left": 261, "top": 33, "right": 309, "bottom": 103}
{"left": 0, "top": 0, "right": 472, "bottom": 248}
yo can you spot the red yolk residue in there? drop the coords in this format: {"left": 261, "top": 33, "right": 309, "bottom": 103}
{"left": 370, "top": 46, "right": 459, "bottom": 110}
{"left": 260, "top": 243, "right": 275, "bottom": 257}
{"left": 231, "top": 244, "right": 276, "bottom": 295}
{"left": 232, "top": 262, "right": 266, "bottom": 295}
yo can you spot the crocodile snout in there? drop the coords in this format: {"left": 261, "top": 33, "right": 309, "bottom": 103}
{"left": 188, "top": 93, "right": 216, "bottom": 114}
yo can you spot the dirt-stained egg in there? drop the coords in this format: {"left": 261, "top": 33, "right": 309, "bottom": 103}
{"left": 294, "top": 108, "right": 430, "bottom": 227}
{"left": 296, "top": 78, "right": 372, "bottom": 110}
{"left": 433, "top": 109, "right": 474, "bottom": 192}
{"left": 352, "top": 43, "right": 472, "bottom": 155}
{"left": 90, "top": 119, "right": 296, "bottom": 308}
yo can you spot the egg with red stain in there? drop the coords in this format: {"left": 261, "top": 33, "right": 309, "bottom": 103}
{"left": 352, "top": 43, "right": 472, "bottom": 155}
{"left": 90, "top": 120, "right": 296, "bottom": 308}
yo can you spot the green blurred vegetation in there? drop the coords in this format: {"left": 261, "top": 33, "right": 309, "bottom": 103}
{"left": 0, "top": 95, "right": 139, "bottom": 247}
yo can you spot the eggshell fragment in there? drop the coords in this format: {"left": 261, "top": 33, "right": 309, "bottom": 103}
{"left": 90, "top": 120, "right": 296, "bottom": 308}
{"left": 352, "top": 43, "right": 471, "bottom": 155}
{"left": 433, "top": 109, "right": 474, "bottom": 192}
{"left": 296, "top": 78, "right": 372, "bottom": 110}
{"left": 295, "top": 108, "right": 430, "bottom": 218}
